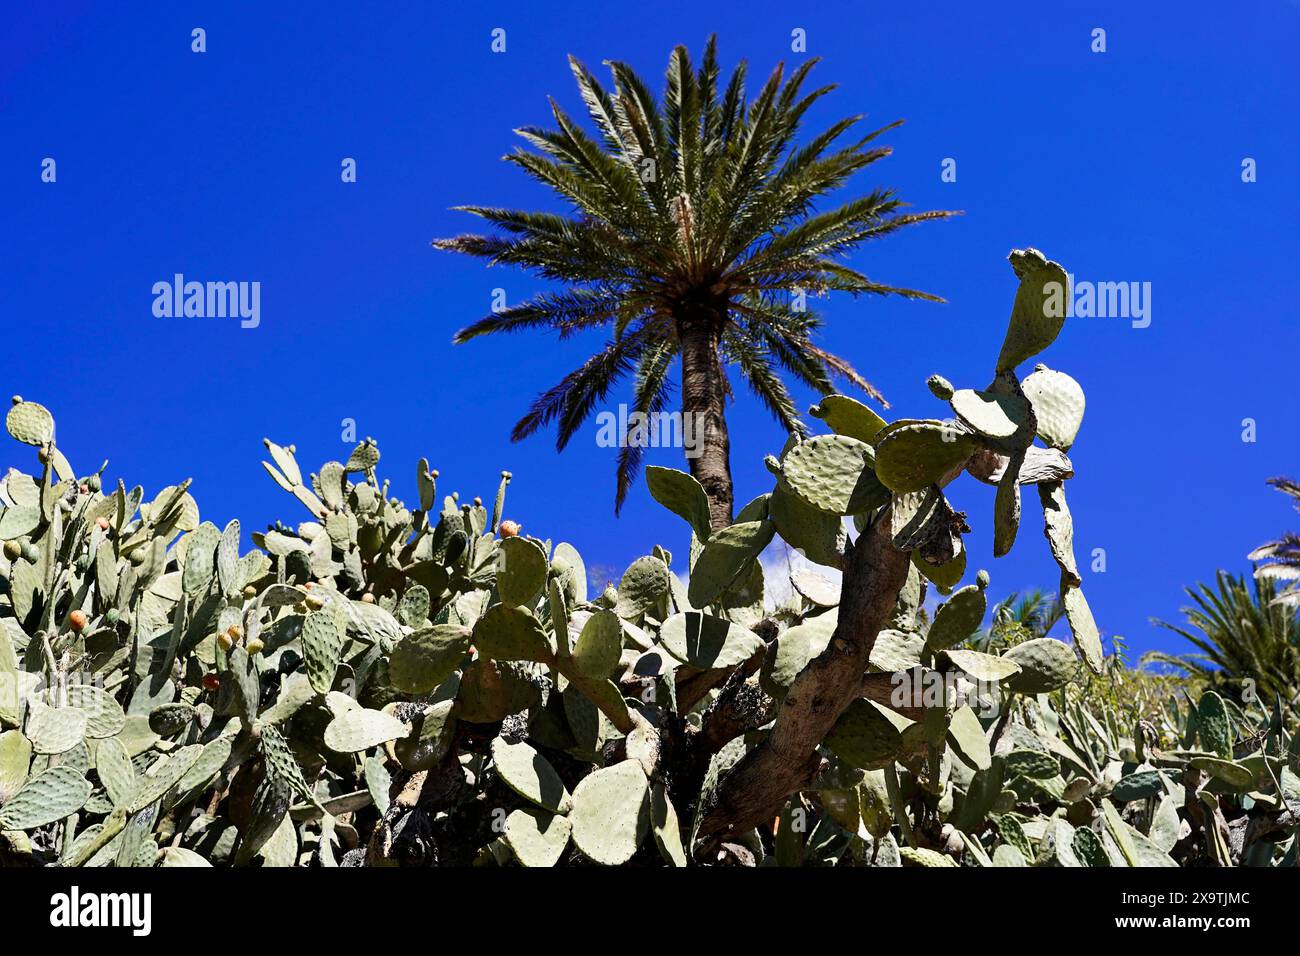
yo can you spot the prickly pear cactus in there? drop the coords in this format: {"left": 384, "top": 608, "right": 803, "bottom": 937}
{"left": 0, "top": 248, "right": 1288, "bottom": 871}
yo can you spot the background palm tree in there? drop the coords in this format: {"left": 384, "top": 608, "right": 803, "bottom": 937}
{"left": 1248, "top": 476, "right": 1300, "bottom": 608}
{"left": 974, "top": 588, "right": 1064, "bottom": 651}
{"left": 435, "top": 36, "right": 957, "bottom": 528}
{"left": 1146, "top": 571, "right": 1300, "bottom": 710}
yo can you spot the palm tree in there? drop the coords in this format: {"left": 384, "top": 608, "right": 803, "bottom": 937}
{"left": 974, "top": 588, "right": 1063, "bottom": 651}
{"left": 1146, "top": 571, "right": 1300, "bottom": 709}
{"left": 1248, "top": 476, "right": 1300, "bottom": 608}
{"left": 434, "top": 36, "right": 957, "bottom": 528}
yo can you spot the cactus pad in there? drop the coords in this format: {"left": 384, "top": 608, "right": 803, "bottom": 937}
{"left": 995, "top": 248, "right": 1070, "bottom": 372}
{"left": 1003, "top": 638, "right": 1080, "bottom": 694}
{"left": 472, "top": 605, "right": 553, "bottom": 663}
{"left": 874, "top": 422, "right": 977, "bottom": 494}
{"left": 389, "top": 624, "right": 471, "bottom": 693}
{"left": 5, "top": 400, "right": 55, "bottom": 446}
{"left": 0, "top": 766, "right": 91, "bottom": 830}
{"left": 808, "top": 395, "right": 888, "bottom": 445}
{"left": 1022, "top": 365, "right": 1085, "bottom": 450}
{"left": 781, "top": 434, "right": 889, "bottom": 515}
{"left": 323, "top": 708, "right": 408, "bottom": 753}
{"left": 569, "top": 759, "right": 650, "bottom": 866}
{"left": 686, "top": 519, "right": 774, "bottom": 607}
{"left": 503, "top": 807, "right": 572, "bottom": 867}
{"left": 491, "top": 737, "right": 573, "bottom": 813}
{"left": 659, "top": 611, "right": 765, "bottom": 670}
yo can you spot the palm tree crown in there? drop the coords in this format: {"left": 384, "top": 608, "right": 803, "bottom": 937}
{"left": 435, "top": 36, "right": 957, "bottom": 524}
{"left": 1248, "top": 476, "right": 1300, "bottom": 608}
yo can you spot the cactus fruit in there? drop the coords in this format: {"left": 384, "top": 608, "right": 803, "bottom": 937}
{"left": 499, "top": 519, "right": 521, "bottom": 538}
{"left": 67, "top": 609, "right": 88, "bottom": 633}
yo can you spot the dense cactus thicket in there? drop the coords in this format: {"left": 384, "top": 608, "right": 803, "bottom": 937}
{"left": 1, "top": 250, "right": 1296, "bottom": 868}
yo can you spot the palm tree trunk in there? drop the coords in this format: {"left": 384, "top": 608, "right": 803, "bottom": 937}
{"left": 677, "top": 309, "right": 734, "bottom": 530}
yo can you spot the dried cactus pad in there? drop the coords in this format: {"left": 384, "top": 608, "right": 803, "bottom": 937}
{"left": 996, "top": 248, "right": 1070, "bottom": 372}
{"left": 1021, "top": 365, "right": 1085, "bottom": 450}
{"left": 5, "top": 399, "right": 54, "bottom": 446}
{"left": 874, "top": 422, "right": 977, "bottom": 493}
{"left": 781, "top": 434, "right": 889, "bottom": 515}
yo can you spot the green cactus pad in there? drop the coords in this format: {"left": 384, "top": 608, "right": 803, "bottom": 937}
{"left": 128, "top": 744, "right": 203, "bottom": 812}
{"left": 323, "top": 708, "right": 408, "bottom": 753}
{"left": 389, "top": 624, "right": 470, "bottom": 694}
{"left": 995, "top": 248, "right": 1070, "bottom": 372}
{"left": 808, "top": 395, "right": 888, "bottom": 445}
{"left": 503, "top": 806, "right": 572, "bottom": 867}
{"left": 1111, "top": 769, "right": 1165, "bottom": 803}
{"left": 899, "top": 845, "right": 958, "bottom": 867}
{"left": 491, "top": 737, "right": 573, "bottom": 814}
{"left": 472, "top": 604, "right": 553, "bottom": 663}
{"left": 949, "top": 389, "right": 1032, "bottom": 441}
{"left": 573, "top": 609, "right": 622, "bottom": 677}
{"left": 615, "top": 556, "right": 671, "bottom": 619}
{"left": 868, "top": 628, "right": 924, "bottom": 672}
{"left": 1022, "top": 365, "right": 1085, "bottom": 450}
{"left": 5, "top": 400, "right": 55, "bottom": 446}
{"left": 302, "top": 608, "right": 345, "bottom": 694}
{"left": 947, "top": 704, "right": 992, "bottom": 771}
{"left": 26, "top": 704, "right": 87, "bottom": 754}
{"left": 645, "top": 466, "right": 713, "bottom": 540}
{"left": 913, "top": 548, "right": 966, "bottom": 593}
{"left": 94, "top": 738, "right": 136, "bottom": 808}
{"left": 924, "top": 584, "right": 987, "bottom": 653}
{"left": 0, "top": 730, "right": 32, "bottom": 802}
{"left": 760, "top": 612, "right": 837, "bottom": 697}
{"left": 687, "top": 519, "right": 774, "bottom": 607}
{"left": 769, "top": 483, "right": 846, "bottom": 568}
{"left": 148, "top": 702, "right": 195, "bottom": 737}
{"left": 1196, "top": 692, "right": 1232, "bottom": 758}
{"left": 873, "top": 422, "right": 977, "bottom": 494}
{"left": 158, "top": 846, "right": 212, "bottom": 867}
{"left": 496, "top": 536, "right": 548, "bottom": 607}
{"left": 1061, "top": 580, "right": 1104, "bottom": 675}
{"left": 0, "top": 766, "right": 91, "bottom": 830}
{"left": 781, "top": 434, "right": 889, "bottom": 515}
{"left": 1188, "top": 755, "right": 1254, "bottom": 790}
{"left": 824, "top": 699, "right": 912, "bottom": 770}
{"left": 942, "top": 649, "right": 1022, "bottom": 682}
{"left": 1003, "top": 749, "right": 1060, "bottom": 779}
{"left": 650, "top": 780, "right": 687, "bottom": 866}
{"left": 569, "top": 759, "right": 651, "bottom": 866}
{"left": 992, "top": 844, "right": 1027, "bottom": 866}
{"left": 1003, "top": 638, "right": 1080, "bottom": 694}
{"left": 65, "top": 684, "right": 126, "bottom": 739}
{"left": 659, "top": 611, "right": 765, "bottom": 670}
{"left": 790, "top": 568, "right": 841, "bottom": 607}
{"left": 1070, "top": 826, "right": 1107, "bottom": 867}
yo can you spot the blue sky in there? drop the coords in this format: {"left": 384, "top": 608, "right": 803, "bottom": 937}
{"left": 2, "top": 1, "right": 1297, "bottom": 658}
